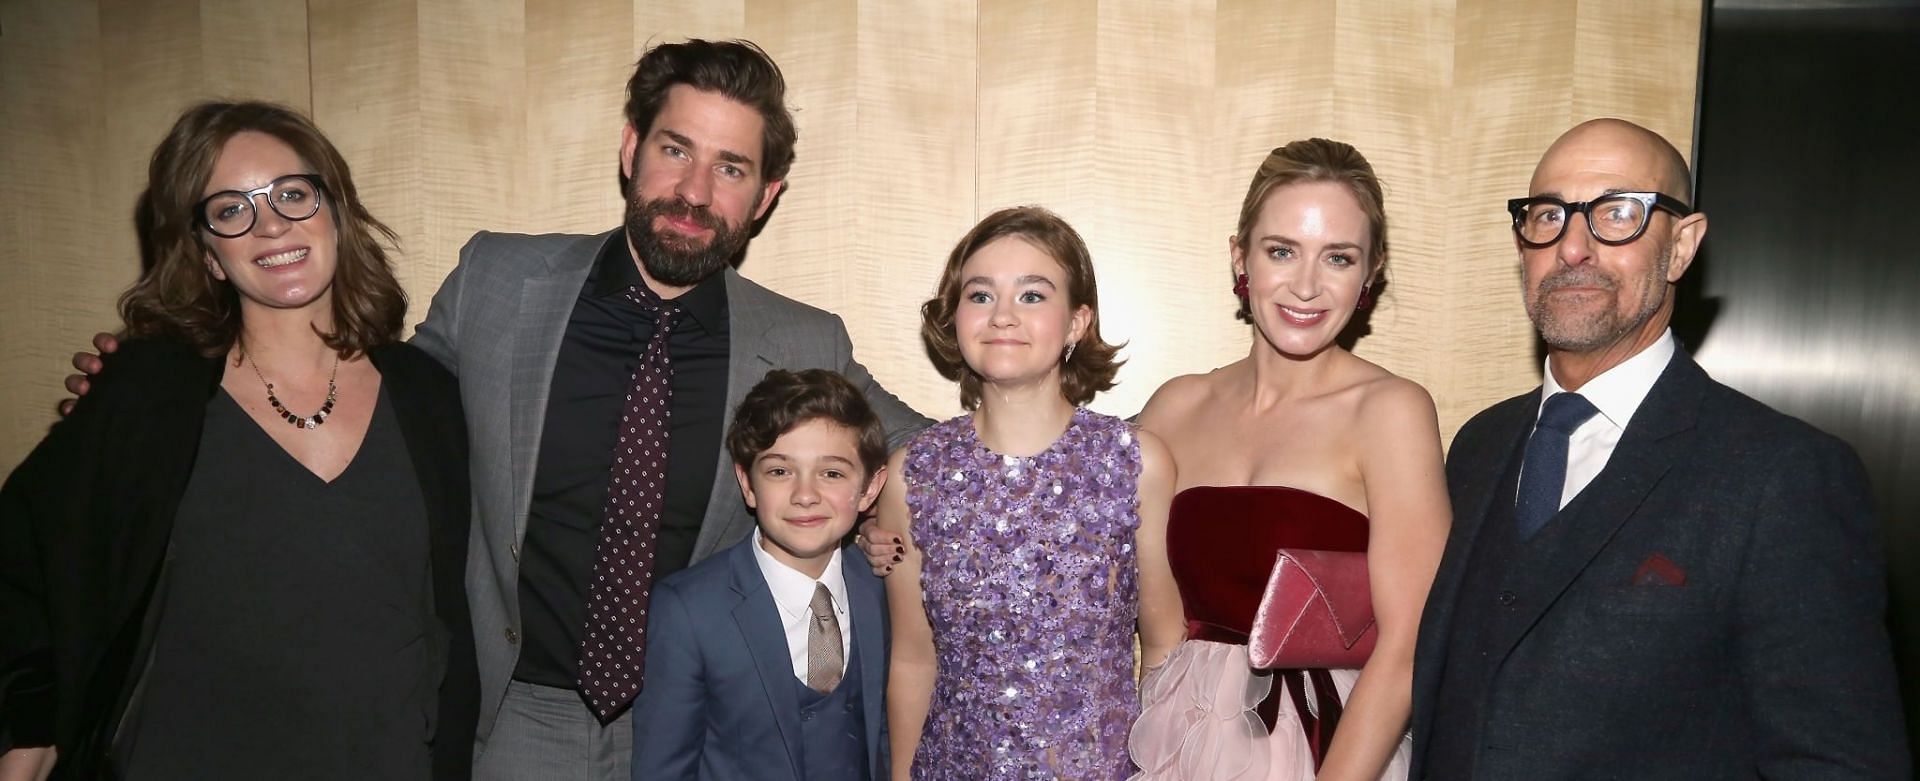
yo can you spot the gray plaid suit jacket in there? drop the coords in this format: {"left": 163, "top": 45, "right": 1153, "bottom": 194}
{"left": 410, "top": 229, "right": 928, "bottom": 744}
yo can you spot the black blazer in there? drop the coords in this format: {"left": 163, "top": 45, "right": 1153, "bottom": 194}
{"left": 0, "top": 338, "right": 478, "bottom": 780}
{"left": 1410, "top": 351, "right": 1910, "bottom": 779}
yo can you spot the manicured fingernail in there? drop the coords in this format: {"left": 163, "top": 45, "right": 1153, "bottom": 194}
{"left": 892, "top": 554, "right": 902, "bottom": 563}
{"left": 894, "top": 545, "right": 905, "bottom": 554}
{"left": 884, "top": 565, "right": 894, "bottom": 574}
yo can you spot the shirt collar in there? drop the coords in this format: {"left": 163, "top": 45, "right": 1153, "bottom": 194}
{"left": 587, "top": 227, "right": 730, "bottom": 334}
{"left": 1540, "top": 328, "right": 1675, "bottom": 432}
{"left": 750, "top": 528, "right": 849, "bottom": 621}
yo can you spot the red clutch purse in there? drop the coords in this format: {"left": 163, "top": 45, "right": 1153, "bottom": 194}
{"left": 1247, "top": 549, "right": 1376, "bottom": 669}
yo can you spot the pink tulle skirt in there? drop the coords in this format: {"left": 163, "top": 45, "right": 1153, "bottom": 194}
{"left": 1128, "top": 640, "right": 1410, "bottom": 780}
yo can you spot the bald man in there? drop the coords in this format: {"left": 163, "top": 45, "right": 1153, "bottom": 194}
{"left": 1409, "top": 119, "right": 1910, "bottom": 779}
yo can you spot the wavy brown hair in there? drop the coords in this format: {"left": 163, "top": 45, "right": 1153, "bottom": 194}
{"left": 1233, "top": 138, "right": 1389, "bottom": 321}
{"left": 921, "top": 206, "right": 1123, "bottom": 410}
{"left": 119, "top": 100, "right": 405, "bottom": 357}
{"left": 726, "top": 369, "right": 888, "bottom": 478}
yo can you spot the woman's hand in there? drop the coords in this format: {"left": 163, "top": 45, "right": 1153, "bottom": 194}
{"left": 855, "top": 517, "right": 904, "bottom": 576}
{"left": 0, "top": 746, "right": 57, "bottom": 781}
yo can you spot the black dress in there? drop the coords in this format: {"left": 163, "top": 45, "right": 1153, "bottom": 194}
{"left": 120, "top": 386, "right": 436, "bottom": 780}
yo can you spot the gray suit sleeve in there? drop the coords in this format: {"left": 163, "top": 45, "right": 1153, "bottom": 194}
{"left": 1734, "top": 435, "right": 1912, "bottom": 778}
{"left": 827, "top": 314, "right": 932, "bottom": 450}
{"left": 410, "top": 231, "right": 486, "bottom": 375}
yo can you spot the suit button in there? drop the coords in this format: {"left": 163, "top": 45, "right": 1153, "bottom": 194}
{"left": 1497, "top": 590, "right": 1517, "bottom": 606}
{"left": 504, "top": 627, "right": 520, "bottom": 644}
{"left": 845, "top": 702, "right": 856, "bottom": 712}
{"left": 801, "top": 710, "right": 814, "bottom": 722}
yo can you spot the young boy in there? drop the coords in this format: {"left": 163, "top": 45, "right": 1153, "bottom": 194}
{"left": 630, "top": 369, "right": 891, "bottom": 781}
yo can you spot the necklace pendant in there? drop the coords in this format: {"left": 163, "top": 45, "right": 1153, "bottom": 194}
{"left": 244, "top": 349, "right": 340, "bottom": 432}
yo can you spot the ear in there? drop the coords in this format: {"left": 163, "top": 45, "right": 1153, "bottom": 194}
{"left": 733, "top": 463, "right": 758, "bottom": 510}
{"left": 1067, "top": 303, "right": 1093, "bottom": 346}
{"left": 1227, "top": 234, "right": 1246, "bottom": 277}
{"left": 203, "top": 247, "right": 228, "bottom": 282}
{"left": 619, "top": 123, "right": 641, "bottom": 182}
{"left": 855, "top": 464, "right": 888, "bottom": 513}
{"left": 751, "top": 178, "right": 785, "bottom": 222}
{"left": 1664, "top": 212, "right": 1708, "bottom": 283}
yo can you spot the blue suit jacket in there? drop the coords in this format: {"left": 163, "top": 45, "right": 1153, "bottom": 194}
{"left": 1409, "top": 350, "right": 1910, "bottom": 779}
{"left": 631, "top": 536, "right": 890, "bottom": 780}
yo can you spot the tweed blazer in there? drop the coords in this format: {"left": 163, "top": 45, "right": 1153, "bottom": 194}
{"left": 410, "top": 229, "right": 928, "bottom": 742}
{"left": 1409, "top": 351, "right": 1910, "bottom": 779}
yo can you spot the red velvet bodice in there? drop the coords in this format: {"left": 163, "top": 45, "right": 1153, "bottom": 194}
{"left": 1166, "top": 485, "right": 1370, "bottom": 642}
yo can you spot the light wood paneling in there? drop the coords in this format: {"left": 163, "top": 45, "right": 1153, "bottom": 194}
{"left": 1085, "top": 0, "right": 1217, "bottom": 418}
{"left": 0, "top": 0, "right": 108, "bottom": 464}
{"left": 0, "top": 0, "right": 1703, "bottom": 472}
{"left": 200, "top": 0, "right": 312, "bottom": 108}
{"left": 841, "top": 0, "right": 978, "bottom": 420}
{"left": 527, "top": 0, "right": 632, "bottom": 236}
{"left": 310, "top": 0, "right": 424, "bottom": 299}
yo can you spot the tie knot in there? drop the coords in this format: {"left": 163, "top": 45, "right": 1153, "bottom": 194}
{"left": 809, "top": 582, "right": 835, "bottom": 620}
{"left": 623, "top": 284, "right": 680, "bottom": 321}
{"left": 1537, "top": 392, "right": 1600, "bottom": 434}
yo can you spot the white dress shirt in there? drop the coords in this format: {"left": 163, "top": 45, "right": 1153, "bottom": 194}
{"left": 1533, "top": 329, "right": 1676, "bottom": 510}
{"left": 750, "top": 529, "right": 852, "bottom": 680}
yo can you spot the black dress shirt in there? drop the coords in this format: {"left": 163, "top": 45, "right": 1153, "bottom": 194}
{"left": 512, "top": 230, "right": 730, "bottom": 688}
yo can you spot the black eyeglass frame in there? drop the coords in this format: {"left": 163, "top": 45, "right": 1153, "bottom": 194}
{"left": 194, "top": 174, "right": 330, "bottom": 239}
{"left": 1506, "top": 191, "right": 1694, "bottom": 248}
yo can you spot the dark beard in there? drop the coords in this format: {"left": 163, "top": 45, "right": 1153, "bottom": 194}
{"left": 623, "top": 196, "right": 752, "bottom": 287}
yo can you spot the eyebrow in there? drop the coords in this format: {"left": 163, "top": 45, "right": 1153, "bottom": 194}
{"left": 1532, "top": 188, "right": 1640, "bottom": 201}
{"left": 756, "top": 452, "right": 856, "bottom": 467}
{"left": 962, "top": 274, "right": 1059, "bottom": 289}
{"left": 1258, "top": 234, "right": 1363, "bottom": 252}
{"left": 660, "top": 128, "right": 756, "bottom": 168}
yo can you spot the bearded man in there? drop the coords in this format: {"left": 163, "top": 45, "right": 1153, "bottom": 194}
{"left": 408, "top": 39, "right": 927, "bottom": 779}
{"left": 1409, "top": 118, "right": 1910, "bottom": 780}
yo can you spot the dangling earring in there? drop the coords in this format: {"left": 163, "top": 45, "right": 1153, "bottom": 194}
{"left": 1233, "top": 272, "right": 1249, "bottom": 301}
{"left": 1063, "top": 343, "right": 1076, "bottom": 364}
{"left": 1357, "top": 282, "right": 1375, "bottom": 311}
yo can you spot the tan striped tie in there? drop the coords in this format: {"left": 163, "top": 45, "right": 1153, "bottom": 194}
{"left": 806, "top": 583, "right": 843, "bottom": 693}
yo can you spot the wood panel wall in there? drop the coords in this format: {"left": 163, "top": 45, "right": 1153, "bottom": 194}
{"left": 0, "top": 0, "right": 1702, "bottom": 473}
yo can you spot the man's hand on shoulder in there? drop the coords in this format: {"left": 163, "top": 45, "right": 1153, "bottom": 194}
{"left": 58, "top": 332, "right": 118, "bottom": 416}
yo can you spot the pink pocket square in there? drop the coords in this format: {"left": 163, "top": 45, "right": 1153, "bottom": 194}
{"left": 1630, "top": 552, "right": 1687, "bottom": 586}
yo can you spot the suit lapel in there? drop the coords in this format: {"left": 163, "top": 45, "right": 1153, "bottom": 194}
{"left": 1484, "top": 353, "right": 1708, "bottom": 661}
{"left": 1411, "top": 394, "right": 1533, "bottom": 741}
{"left": 1434, "top": 405, "right": 1534, "bottom": 615}
{"left": 693, "top": 270, "right": 780, "bottom": 560}
{"left": 842, "top": 554, "right": 890, "bottom": 776}
{"left": 730, "top": 542, "right": 805, "bottom": 780}
{"left": 507, "top": 232, "right": 609, "bottom": 540}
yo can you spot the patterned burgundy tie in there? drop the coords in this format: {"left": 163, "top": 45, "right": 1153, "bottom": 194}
{"left": 577, "top": 285, "right": 681, "bottom": 722}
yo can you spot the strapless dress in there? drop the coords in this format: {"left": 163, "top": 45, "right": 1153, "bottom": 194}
{"left": 1127, "top": 486, "right": 1410, "bottom": 780}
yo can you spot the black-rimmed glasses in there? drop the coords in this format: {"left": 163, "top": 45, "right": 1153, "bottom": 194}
{"left": 1507, "top": 192, "right": 1692, "bottom": 248}
{"left": 196, "top": 174, "right": 328, "bottom": 238}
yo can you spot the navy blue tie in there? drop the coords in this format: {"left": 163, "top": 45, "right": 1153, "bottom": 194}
{"left": 1515, "top": 392, "right": 1601, "bottom": 539}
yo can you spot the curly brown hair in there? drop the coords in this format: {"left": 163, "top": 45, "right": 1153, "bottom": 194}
{"left": 921, "top": 206, "right": 1123, "bottom": 410}
{"left": 1232, "top": 138, "right": 1389, "bottom": 321}
{"left": 119, "top": 100, "right": 405, "bottom": 357}
{"left": 726, "top": 369, "right": 888, "bottom": 478}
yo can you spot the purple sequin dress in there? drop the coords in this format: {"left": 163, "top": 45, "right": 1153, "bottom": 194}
{"left": 905, "top": 408, "right": 1143, "bottom": 780}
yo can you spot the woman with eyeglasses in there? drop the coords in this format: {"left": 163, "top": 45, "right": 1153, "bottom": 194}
{"left": 0, "top": 101, "right": 476, "bottom": 780}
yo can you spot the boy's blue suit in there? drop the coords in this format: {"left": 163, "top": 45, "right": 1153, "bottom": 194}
{"left": 631, "top": 537, "right": 889, "bottom": 780}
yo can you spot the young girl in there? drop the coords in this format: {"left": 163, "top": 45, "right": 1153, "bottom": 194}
{"left": 879, "top": 207, "right": 1183, "bottom": 780}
